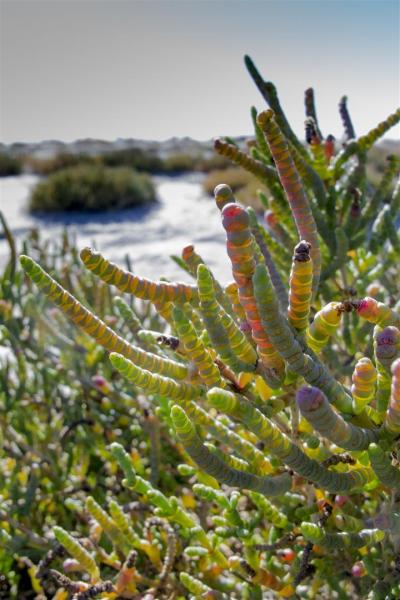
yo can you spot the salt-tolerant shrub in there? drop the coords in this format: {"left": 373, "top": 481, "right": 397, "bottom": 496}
{"left": 29, "top": 164, "right": 157, "bottom": 212}
{"left": 1, "top": 54, "right": 400, "bottom": 599}
{"left": 0, "top": 152, "right": 22, "bottom": 177}
{"left": 100, "top": 147, "right": 164, "bottom": 173}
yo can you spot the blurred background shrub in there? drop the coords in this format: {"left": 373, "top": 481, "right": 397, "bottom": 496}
{"left": 29, "top": 165, "right": 157, "bottom": 212}
{"left": 100, "top": 147, "right": 164, "bottom": 173}
{"left": 0, "top": 152, "right": 22, "bottom": 176}
{"left": 24, "top": 152, "right": 94, "bottom": 176}
{"left": 203, "top": 166, "right": 262, "bottom": 210}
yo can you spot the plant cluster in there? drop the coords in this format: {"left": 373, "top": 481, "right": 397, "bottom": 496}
{"left": 1, "top": 56, "right": 400, "bottom": 599}
{"left": 0, "top": 217, "right": 176, "bottom": 597}
{"left": 0, "top": 153, "right": 22, "bottom": 177}
{"left": 29, "top": 165, "right": 157, "bottom": 213}
{"left": 0, "top": 145, "right": 232, "bottom": 179}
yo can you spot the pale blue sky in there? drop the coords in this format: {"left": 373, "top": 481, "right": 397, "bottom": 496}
{"left": 1, "top": 0, "right": 399, "bottom": 143}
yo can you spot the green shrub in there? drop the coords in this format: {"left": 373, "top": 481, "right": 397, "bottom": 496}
{"left": 29, "top": 165, "right": 157, "bottom": 212}
{"left": 100, "top": 147, "right": 164, "bottom": 173}
{"left": 161, "top": 152, "right": 199, "bottom": 173}
{"left": 0, "top": 152, "right": 22, "bottom": 176}
{"left": 101, "top": 148, "right": 233, "bottom": 174}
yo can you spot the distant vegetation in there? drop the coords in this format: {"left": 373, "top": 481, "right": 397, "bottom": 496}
{"left": 26, "top": 148, "right": 231, "bottom": 176}
{"left": 1, "top": 138, "right": 398, "bottom": 215}
{"left": 203, "top": 166, "right": 261, "bottom": 210}
{"left": 24, "top": 151, "right": 93, "bottom": 175}
{"left": 367, "top": 147, "right": 399, "bottom": 187}
{"left": 0, "top": 152, "right": 22, "bottom": 176}
{"left": 0, "top": 142, "right": 232, "bottom": 177}
{"left": 0, "top": 143, "right": 233, "bottom": 213}
{"left": 29, "top": 165, "right": 156, "bottom": 212}
{"left": 98, "top": 147, "right": 164, "bottom": 173}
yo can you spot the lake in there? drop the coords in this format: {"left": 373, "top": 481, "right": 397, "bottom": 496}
{"left": 0, "top": 173, "right": 234, "bottom": 285}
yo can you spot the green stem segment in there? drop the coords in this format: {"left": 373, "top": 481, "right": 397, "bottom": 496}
{"left": 368, "top": 443, "right": 400, "bottom": 490}
{"left": 171, "top": 404, "right": 291, "bottom": 496}
{"left": 19, "top": 255, "right": 188, "bottom": 380}
{"left": 252, "top": 262, "right": 352, "bottom": 412}
{"left": 172, "top": 306, "right": 222, "bottom": 387}
{"left": 208, "top": 388, "right": 370, "bottom": 493}
{"left": 80, "top": 246, "right": 197, "bottom": 304}
{"left": 221, "top": 203, "right": 284, "bottom": 385}
{"left": 257, "top": 109, "right": 321, "bottom": 297}
{"left": 197, "top": 263, "right": 256, "bottom": 373}
{"left": 384, "top": 359, "right": 400, "bottom": 435}
{"left": 109, "top": 353, "right": 202, "bottom": 401}
{"left": 247, "top": 207, "right": 289, "bottom": 312}
{"left": 301, "top": 522, "right": 384, "bottom": 550}
{"left": 296, "top": 385, "right": 378, "bottom": 451}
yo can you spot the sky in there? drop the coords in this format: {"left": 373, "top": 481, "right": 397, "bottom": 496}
{"left": 1, "top": 0, "right": 399, "bottom": 144}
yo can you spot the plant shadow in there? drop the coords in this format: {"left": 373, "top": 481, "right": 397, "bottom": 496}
{"left": 28, "top": 201, "right": 158, "bottom": 226}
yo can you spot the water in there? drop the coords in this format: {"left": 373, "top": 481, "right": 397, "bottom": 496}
{"left": 0, "top": 173, "right": 233, "bottom": 284}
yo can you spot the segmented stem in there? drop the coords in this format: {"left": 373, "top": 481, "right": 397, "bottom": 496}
{"left": 80, "top": 247, "right": 197, "bottom": 304}
{"left": 214, "top": 183, "right": 236, "bottom": 211}
{"left": 214, "top": 139, "right": 278, "bottom": 187}
{"left": 305, "top": 88, "right": 323, "bottom": 140}
{"left": 338, "top": 96, "right": 356, "bottom": 140}
{"left": 110, "top": 353, "right": 203, "bottom": 401}
{"left": 301, "top": 522, "right": 384, "bottom": 550}
{"left": 368, "top": 443, "right": 400, "bottom": 490}
{"left": 224, "top": 281, "right": 251, "bottom": 335}
{"left": 197, "top": 264, "right": 256, "bottom": 373}
{"left": 356, "top": 298, "right": 400, "bottom": 328}
{"left": 19, "top": 256, "right": 188, "bottom": 380}
{"left": 244, "top": 54, "right": 307, "bottom": 158}
{"left": 384, "top": 359, "right": 400, "bottom": 435}
{"left": 53, "top": 527, "right": 99, "bottom": 581}
{"left": 249, "top": 492, "right": 288, "bottom": 528}
{"left": 306, "top": 302, "right": 342, "bottom": 353}
{"left": 264, "top": 209, "right": 295, "bottom": 249}
{"left": 171, "top": 405, "right": 291, "bottom": 496}
{"left": 257, "top": 109, "right": 321, "bottom": 296}
{"left": 172, "top": 306, "right": 222, "bottom": 387}
{"left": 253, "top": 263, "right": 352, "bottom": 412}
{"left": 247, "top": 207, "right": 289, "bottom": 312}
{"left": 221, "top": 204, "right": 284, "bottom": 384}
{"left": 288, "top": 241, "right": 313, "bottom": 333}
{"left": 208, "top": 388, "right": 370, "bottom": 492}
{"left": 351, "top": 358, "right": 377, "bottom": 414}
{"left": 86, "top": 496, "right": 129, "bottom": 552}
{"left": 181, "top": 244, "right": 232, "bottom": 314}
{"left": 296, "top": 386, "right": 378, "bottom": 451}
{"left": 374, "top": 326, "right": 400, "bottom": 412}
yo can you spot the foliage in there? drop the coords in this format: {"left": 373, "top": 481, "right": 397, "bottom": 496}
{"left": 24, "top": 148, "right": 232, "bottom": 178}
{"left": 203, "top": 166, "right": 262, "bottom": 211}
{"left": 0, "top": 152, "right": 22, "bottom": 177}
{"left": 2, "top": 55, "right": 400, "bottom": 600}
{"left": 24, "top": 152, "right": 94, "bottom": 176}
{"left": 29, "top": 165, "right": 157, "bottom": 212}
{"left": 100, "top": 148, "right": 164, "bottom": 174}
{"left": 160, "top": 153, "right": 199, "bottom": 174}
{"left": 0, "top": 220, "right": 174, "bottom": 597}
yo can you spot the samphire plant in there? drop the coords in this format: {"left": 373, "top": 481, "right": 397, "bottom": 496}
{"left": 3, "top": 55, "right": 400, "bottom": 599}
